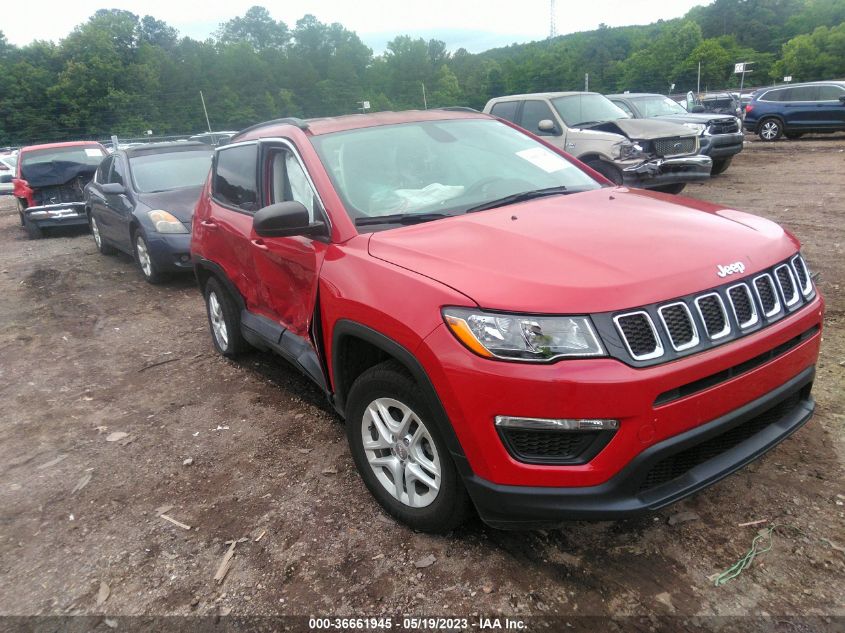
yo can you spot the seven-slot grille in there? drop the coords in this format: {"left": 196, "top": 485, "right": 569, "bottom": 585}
{"left": 611, "top": 255, "right": 814, "bottom": 365}
{"left": 653, "top": 136, "right": 697, "bottom": 157}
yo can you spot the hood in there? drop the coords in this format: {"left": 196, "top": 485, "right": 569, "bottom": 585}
{"left": 136, "top": 186, "right": 204, "bottom": 222}
{"left": 367, "top": 188, "right": 798, "bottom": 314}
{"left": 586, "top": 118, "right": 696, "bottom": 141}
{"left": 653, "top": 113, "right": 735, "bottom": 126}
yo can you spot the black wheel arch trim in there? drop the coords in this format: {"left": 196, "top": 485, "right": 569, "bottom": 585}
{"left": 192, "top": 257, "right": 246, "bottom": 312}
{"left": 331, "top": 319, "right": 469, "bottom": 468}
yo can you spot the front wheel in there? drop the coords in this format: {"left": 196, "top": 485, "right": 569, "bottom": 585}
{"left": 758, "top": 118, "right": 783, "bottom": 141}
{"left": 651, "top": 183, "right": 686, "bottom": 195}
{"left": 203, "top": 276, "right": 249, "bottom": 357}
{"left": 585, "top": 159, "right": 623, "bottom": 185}
{"left": 133, "top": 230, "right": 166, "bottom": 284}
{"left": 710, "top": 158, "right": 732, "bottom": 175}
{"left": 345, "top": 360, "right": 471, "bottom": 533}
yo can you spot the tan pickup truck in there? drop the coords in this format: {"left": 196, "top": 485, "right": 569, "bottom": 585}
{"left": 484, "top": 92, "right": 712, "bottom": 194}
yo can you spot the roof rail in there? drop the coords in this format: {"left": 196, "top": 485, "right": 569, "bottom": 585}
{"left": 232, "top": 117, "right": 310, "bottom": 140}
{"left": 436, "top": 106, "right": 480, "bottom": 113}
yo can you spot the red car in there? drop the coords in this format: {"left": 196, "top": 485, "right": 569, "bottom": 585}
{"left": 191, "top": 110, "right": 823, "bottom": 532}
{"left": 13, "top": 141, "right": 108, "bottom": 239}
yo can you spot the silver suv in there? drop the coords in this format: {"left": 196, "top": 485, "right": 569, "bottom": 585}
{"left": 484, "top": 92, "right": 712, "bottom": 194}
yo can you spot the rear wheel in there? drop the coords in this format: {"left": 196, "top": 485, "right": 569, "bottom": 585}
{"left": 203, "top": 276, "right": 249, "bottom": 357}
{"left": 345, "top": 360, "right": 471, "bottom": 533}
{"left": 651, "top": 183, "right": 686, "bottom": 195}
{"left": 133, "top": 230, "right": 166, "bottom": 284}
{"left": 90, "top": 215, "right": 117, "bottom": 255}
{"left": 17, "top": 198, "right": 26, "bottom": 226}
{"left": 758, "top": 118, "right": 783, "bottom": 141}
{"left": 585, "top": 159, "right": 623, "bottom": 185}
{"left": 710, "top": 158, "right": 732, "bottom": 175}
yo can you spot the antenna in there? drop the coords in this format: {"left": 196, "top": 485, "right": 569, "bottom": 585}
{"left": 549, "top": 0, "right": 557, "bottom": 39}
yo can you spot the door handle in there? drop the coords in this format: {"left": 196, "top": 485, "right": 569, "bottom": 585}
{"left": 200, "top": 220, "right": 218, "bottom": 230}
{"left": 251, "top": 239, "right": 268, "bottom": 250}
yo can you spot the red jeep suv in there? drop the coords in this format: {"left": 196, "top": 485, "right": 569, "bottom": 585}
{"left": 190, "top": 110, "right": 823, "bottom": 532}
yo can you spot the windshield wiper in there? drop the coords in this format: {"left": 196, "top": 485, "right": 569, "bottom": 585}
{"left": 464, "top": 186, "right": 569, "bottom": 214}
{"left": 354, "top": 212, "right": 454, "bottom": 227}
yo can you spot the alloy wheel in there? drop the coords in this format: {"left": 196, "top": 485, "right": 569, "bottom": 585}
{"left": 361, "top": 397, "right": 441, "bottom": 508}
{"left": 135, "top": 234, "right": 153, "bottom": 277}
{"left": 207, "top": 290, "right": 229, "bottom": 349}
{"left": 760, "top": 121, "right": 780, "bottom": 141}
{"left": 91, "top": 217, "right": 102, "bottom": 248}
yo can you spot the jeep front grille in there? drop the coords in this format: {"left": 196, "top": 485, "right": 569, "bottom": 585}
{"left": 653, "top": 136, "right": 697, "bottom": 157}
{"left": 597, "top": 255, "right": 817, "bottom": 367}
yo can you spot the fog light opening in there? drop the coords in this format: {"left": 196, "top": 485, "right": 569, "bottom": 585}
{"left": 494, "top": 416, "right": 619, "bottom": 431}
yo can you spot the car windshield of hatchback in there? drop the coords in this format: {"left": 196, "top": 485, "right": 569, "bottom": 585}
{"left": 552, "top": 94, "right": 630, "bottom": 127}
{"left": 22, "top": 146, "right": 106, "bottom": 167}
{"left": 129, "top": 150, "right": 213, "bottom": 193}
{"left": 633, "top": 96, "right": 689, "bottom": 117}
{"left": 311, "top": 118, "right": 601, "bottom": 227}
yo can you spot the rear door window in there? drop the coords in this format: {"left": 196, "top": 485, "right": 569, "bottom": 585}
{"left": 213, "top": 144, "right": 259, "bottom": 212}
{"left": 490, "top": 101, "right": 519, "bottom": 122}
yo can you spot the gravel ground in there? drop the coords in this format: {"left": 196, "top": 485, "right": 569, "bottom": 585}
{"left": 0, "top": 134, "right": 843, "bottom": 632}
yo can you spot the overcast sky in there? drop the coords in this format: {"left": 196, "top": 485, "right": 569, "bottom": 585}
{"left": 3, "top": 1, "right": 712, "bottom": 52}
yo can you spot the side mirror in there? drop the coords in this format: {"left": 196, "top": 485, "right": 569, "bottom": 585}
{"left": 839, "top": 95, "right": 845, "bottom": 104}
{"left": 538, "top": 119, "right": 559, "bottom": 134}
{"left": 101, "top": 183, "right": 126, "bottom": 195}
{"left": 690, "top": 105, "right": 706, "bottom": 113}
{"left": 253, "top": 201, "right": 326, "bottom": 238}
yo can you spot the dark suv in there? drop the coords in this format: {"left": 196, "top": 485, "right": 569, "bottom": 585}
{"left": 744, "top": 81, "right": 845, "bottom": 141}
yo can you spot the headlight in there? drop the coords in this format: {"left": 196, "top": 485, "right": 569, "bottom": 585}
{"left": 682, "top": 123, "right": 706, "bottom": 135}
{"left": 615, "top": 140, "right": 646, "bottom": 160}
{"left": 442, "top": 307, "right": 605, "bottom": 362}
{"left": 148, "top": 209, "right": 188, "bottom": 233}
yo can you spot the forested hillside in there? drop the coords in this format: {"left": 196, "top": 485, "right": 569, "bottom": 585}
{"left": 1, "top": 0, "right": 844, "bottom": 144}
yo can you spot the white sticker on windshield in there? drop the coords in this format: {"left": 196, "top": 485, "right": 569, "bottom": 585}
{"left": 84, "top": 148, "right": 103, "bottom": 157}
{"left": 516, "top": 147, "right": 570, "bottom": 173}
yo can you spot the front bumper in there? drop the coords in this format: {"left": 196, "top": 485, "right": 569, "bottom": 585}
{"left": 144, "top": 230, "right": 193, "bottom": 273}
{"left": 700, "top": 133, "right": 745, "bottom": 159}
{"left": 464, "top": 367, "right": 814, "bottom": 528}
{"left": 24, "top": 203, "right": 88, "bottom": 228}
{"left": 620, "top": 155, "right": 712, "bottom": 188}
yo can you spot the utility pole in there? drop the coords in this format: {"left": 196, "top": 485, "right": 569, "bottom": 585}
{"left": 697, "top": 61, "right": 701, "bottom": 94}
{"left": 585, "top": 73, "right": 589, "bottom": 92}
{"left": 199, "top": 91, "right": 212, "bottom": 133}
{"left": 549, "top": 0, "right": 557, "bottom": 39}
{"left": 421, "top": 82, "right": 428, "bottom": 109}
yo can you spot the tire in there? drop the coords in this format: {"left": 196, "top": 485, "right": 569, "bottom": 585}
{"left": 345, "top": 360, "right": 471, "bottom": 533}
{"left": 133, "top": 229, "right": 166, "bottom": 284}
{"left": 758, "top": 118, "right": 783, "bottom": 142}
{"left": 203, "top": 276, "right": 249, "bottom": 357}
{"left": 585, "top": 159, "right": 623, "bottom": 185}
{"left": 17, "top": 199, "right": 26, "bottom": 226}
{"left": 651, "top": 183, "right": 686, "bottom": 195}
{"left": 24, "top": 216, "right": 43, "bottom": 239}
{"left": 90, "top": 215, "right": 117, "bottom": 255}
{"left": 710, "top": 158, "right": 732, "bottom": 176}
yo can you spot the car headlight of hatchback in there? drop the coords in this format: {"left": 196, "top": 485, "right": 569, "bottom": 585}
{"left": 148, "top": 209, "right": 188, "bottom": 233}
{"left": 682, "top": 123, "right": 707, "bottom": 135}
{"left": 615, "top": 140, "right": 646, "bottom": 160}
{"left": 443, "top": 307, "right": 605, "bottom": 361}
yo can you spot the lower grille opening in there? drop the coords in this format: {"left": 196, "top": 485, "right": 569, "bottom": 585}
{"left": 498, "top": 428, "right": 615, "bottom": 465}
{"left": 638, "top": 388, "right": 808, "bottom": 493}
{"left": 654, "top": 324, "right": 819, "bottom": 406}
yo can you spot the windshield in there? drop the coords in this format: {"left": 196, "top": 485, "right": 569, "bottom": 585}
{"left": 633, "top": 96, "right": 689, "bottom": 117}
{"left": 129, "top": 150, "right": 213, "bottom": 193}
{"left": 552, "top": 94, "right": 630, "bottom": 127}
{"left": 311, "top": 119, "right": 601, "bottom": 229}
{"left": 22, "top": 146, "right": 105, "bottom": 167}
